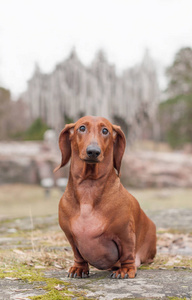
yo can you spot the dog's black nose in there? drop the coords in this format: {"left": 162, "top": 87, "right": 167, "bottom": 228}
{"left": 86, "top": 145, "right": 101, "bottom": 159}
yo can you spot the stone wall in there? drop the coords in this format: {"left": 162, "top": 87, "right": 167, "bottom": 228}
{"left": 121, "top": 151, "right": 192, "bottom": 188}
{"left": 0, "top": 141, "right": 192, "bottom": 188}
{"left": 0, "top": 141, "right": 67, "bottom": 185}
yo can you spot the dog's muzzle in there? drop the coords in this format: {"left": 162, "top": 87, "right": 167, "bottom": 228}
{"left": 86, "top": 145, "right": 101, "bottom": 162}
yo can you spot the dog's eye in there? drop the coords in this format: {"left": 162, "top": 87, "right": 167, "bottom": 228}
{"left": 102, "top": 128, "right": 109, "bottom": 135}
{"left": 79, "top": 125, "right": 86, "bottom": 132}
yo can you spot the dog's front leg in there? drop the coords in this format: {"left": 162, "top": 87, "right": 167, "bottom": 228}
{"left": 111, "top": 230, "right": 136, "bottom": 279}
{"left": 67, "top": 235, "right": 89, "bottom": 278}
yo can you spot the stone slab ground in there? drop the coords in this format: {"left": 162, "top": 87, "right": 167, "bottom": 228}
{"left": 0, "top": 269, "right": 192, "bottom": 299}
{"left": 0, "top": 187, "right": 191, "bottom": 299}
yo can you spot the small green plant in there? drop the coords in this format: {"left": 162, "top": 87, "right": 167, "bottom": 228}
{"left": 12, "top": 118, "right": 50, "bottom": 141}
{"left": 0, "top": 263, "right": 85, "bottom": 300}
{"left": 24, "top": 118, "right": 50, "bottom": 140}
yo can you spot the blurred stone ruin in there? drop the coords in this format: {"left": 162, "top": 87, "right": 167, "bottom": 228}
{"left": 22, "top": 49, "right": 159, "bottom": 143}
{"left": 2, "top": 49, "right": 191, "bottom": 188}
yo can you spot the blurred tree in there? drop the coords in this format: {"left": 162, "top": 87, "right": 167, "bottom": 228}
{"left": 0, "top": 87, "right": 11, "bottom": 139}
{"left": 7, "top": 99, "right": 30, "bottom": 139}
{"left": 159, "top": 94, "right": 192, "bottom": 148}
{"left": 0, "top": 87, "right": 29, "bottom": 140}
{"left": 0, "top": 87, "right": 11, "bottom": 103}
{"left": 166, "top": 47, "right": 192, "bottom": 97}
{"left": 23, "top": 118, "right": 49, "bottom": 140}
{"left": 159, "top": 47, "right": 192, "bottom": 148}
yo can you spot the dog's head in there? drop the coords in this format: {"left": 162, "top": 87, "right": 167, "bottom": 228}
{"left": 54, "top": 116, "right": 126, "bottom": 175}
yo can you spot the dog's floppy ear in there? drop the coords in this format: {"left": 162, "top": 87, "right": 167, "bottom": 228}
{"left": 54, "top": 123, "right": 75, "bottom": 172}
{"left": 112, "top": 125, "right": 126, "bottom": 176}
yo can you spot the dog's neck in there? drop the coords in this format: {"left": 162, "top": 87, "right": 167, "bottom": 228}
{"left": 68, "top": 152, "right": 117, "bottom": 205}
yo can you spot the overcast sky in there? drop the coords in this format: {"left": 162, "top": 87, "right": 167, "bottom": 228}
{"left": 0, "top": 0, "right": 192, "bottom": 97}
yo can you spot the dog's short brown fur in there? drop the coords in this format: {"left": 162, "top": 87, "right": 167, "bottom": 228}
{"left": 55, "top": 116, "right": 156, "bottom": 279}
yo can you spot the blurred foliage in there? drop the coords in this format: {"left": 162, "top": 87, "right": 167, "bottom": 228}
{"left": 64, "top": 114, "right": 74, "bottom": 124}
{"left": 159, "top": 94, "right": 192, "bottom": 148}
{"left": 166, "top": 47, "right": 192, "bottom": 98}
{"left": 159, "top": 47, "right": 192, "bottom": 149}
{"left": 0, "top": 87, "right": 11, "bottom": 104}
{"left": 0, "top": 87, "right": 10, "bottom": 139}
{"left": 23, "top": 118, "right": 50, "bottom": 140}
{"left": 0, "top": 87, "right": 29, "bottom": 140}
{"left": 0, "top": 87, "right": 30, "bottom": 140}
{"left": 12, "top": 118, "right": 50, "bottom": 140}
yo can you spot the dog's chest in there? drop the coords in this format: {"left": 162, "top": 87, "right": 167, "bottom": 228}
{"left": 71, "top": 204, "right": 105, "bottom": 240}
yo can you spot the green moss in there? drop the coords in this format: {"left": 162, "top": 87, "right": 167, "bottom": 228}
{"left": 0, "top": 264, "right": 87, "bottom": 300}
{"left": 30, "top": 290, "right": 72, "bottom": 300}
{"left": 168, "top": 297, "right": 187, "bottom": 300}
{"left": 31, "top": 290, "right": 90, "bottom": 300}
{"left": 0, "top": 258, "right": 95, "bottom": 299}
{"left": 0, "top": 265, "right": 43, "bottom": 281}
{"left": 0, "top": 264, "right": 90, "bottom": 300}
{"left": 30, "top": 277, "right": 73, "bottom": 300}
{"left": 138, "top": 265, "right": 156, "bottom": 270}
{"left": 44, "top": 277, "right": 69, "bottom": 290}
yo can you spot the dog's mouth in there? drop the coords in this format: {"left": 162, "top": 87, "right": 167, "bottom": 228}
{"left": 79, "top": 151, "right": 104, "bottom": 164}
{"left": 83, "top": 158, "right": 100, "bottom": 164}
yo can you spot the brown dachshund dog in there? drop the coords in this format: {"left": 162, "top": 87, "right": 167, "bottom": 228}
{"left": 55, "top": 116, "right": 156, "bottom": 279}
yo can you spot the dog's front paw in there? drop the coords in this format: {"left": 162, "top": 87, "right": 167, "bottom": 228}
{"left": 111, "top": 267, "right": 136, "bottom": 279}
{"left": 68, "top": 262, "right": 89, "bottom": 278}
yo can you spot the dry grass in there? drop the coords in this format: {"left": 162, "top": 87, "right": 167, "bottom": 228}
{"left": 140, "top": 254, "right": 192, "bottom": 270}
{"left": 0, "top": 184, "right": 61, "bottom": 218}
{"left": 129, "top": 188, "right": 192, "bottom": 210}
{"left": 0, "top": 184, "right": 192, "bottom": 220}
{"left": 1, "top": 183, "right": 191, "bottom": 299}
{"left": 0, "top": 184, "right": 191, "bottom": 272}
{"left": 0, "top": 229, "right": 73, "bottom": 271}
